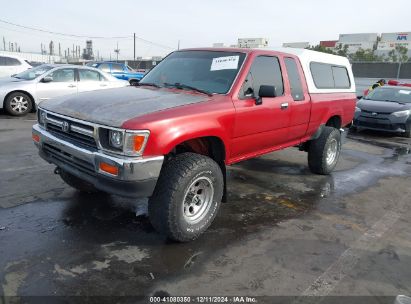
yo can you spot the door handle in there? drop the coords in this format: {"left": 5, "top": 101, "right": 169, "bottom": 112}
{"left": 68, "top": 84, "right": 76, "bottom": 88}
{"left": 280, "top": 102, "right": 289, "bottom": 110}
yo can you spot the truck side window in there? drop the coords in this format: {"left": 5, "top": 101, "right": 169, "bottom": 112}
{"left": 310, "top": 62, "right": 351, "bottom": 89}
{"left": 240, "top": 56, "right": 284, "bottom": 99}
{"left": 284, "top": 57, "right": 304, "bottom": 101}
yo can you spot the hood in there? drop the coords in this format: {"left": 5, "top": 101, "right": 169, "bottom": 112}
{"left": 40, "top": 86, "right": 210, "bottom": 127}
{"left": 0, "top": 77, "right": 31, "bottom": 85}
{"left": 357, "top": 98, "right": 411, "bottom": 113}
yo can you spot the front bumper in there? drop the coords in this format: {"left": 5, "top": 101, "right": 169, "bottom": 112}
{"left": 353, "top": 111, "right": 410, "bottom": 133}
{"left": 32, "top": 124, "right": 164, "bottom": 198}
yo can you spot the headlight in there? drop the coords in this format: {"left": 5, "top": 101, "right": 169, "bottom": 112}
{"left": 391, "top": 110, "right": 411, "bottom": 118}
{"left": 38, "top": 109, "right": 47, "bottom": 126}
{"left": 355, "top": 106, "right": 361, "bottom": 112}
{"left": 100, "top": 128, "right": 149, "bottom": 156}
{"left": 109, "top": 130, "right": 123, "bottom": 149}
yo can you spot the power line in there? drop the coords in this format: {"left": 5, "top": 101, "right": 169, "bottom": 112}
{"left": 0, "top": 18, "right": 174, "bottom": 50}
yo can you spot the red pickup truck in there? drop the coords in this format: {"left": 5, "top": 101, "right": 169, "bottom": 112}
{"left": 32, "top": 48, "right": 356, "bottom": 241}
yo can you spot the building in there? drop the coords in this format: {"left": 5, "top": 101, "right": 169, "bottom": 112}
{"left": 376, "top": 32, "right": 411, "bottom": 58}
{"left": 320, "top": 40, "right": 337, "bottom": 49}
{"left": 237, "top": 38, "right": 268, "bottom": 49}
{"left": 282, "top": 42, "right": 310, "bottom": 49}
{"left": 212, "top": 43, "right": 226, "bottom": 48}
{"left": 336, "top": 33, "right": 378, "bottom": 53}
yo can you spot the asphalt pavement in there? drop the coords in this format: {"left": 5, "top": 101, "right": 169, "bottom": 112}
{"left": 0, "top": 111, "right": 410, "bottom": 303}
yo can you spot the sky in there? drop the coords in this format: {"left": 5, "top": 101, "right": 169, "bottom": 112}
{"left": 1, "top": 0, "right": 411, "bottom": 60}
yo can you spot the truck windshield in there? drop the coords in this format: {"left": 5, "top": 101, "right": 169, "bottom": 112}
{"left": 140, "top": 50, "right": 246, "bottom": 94}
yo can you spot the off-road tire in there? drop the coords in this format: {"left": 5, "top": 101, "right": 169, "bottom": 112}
{"left": 148, "top": 153, "right": 224, "bottom": 242}
{"left": 60, "top": 169, "right": 99, "bottom": 193}
{"left": 308, "top": 127, "right": 341, "bottom": 175}
{"left": 4, "top": 92, "right": 33, "bottom": 116}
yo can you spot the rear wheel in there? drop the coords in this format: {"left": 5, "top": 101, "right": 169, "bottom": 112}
{"left": 308, "top": 127, "right": 341, "bottom": 175}
{"left": 148, "top": 153, "right": 223, "bottom": 242}
{"left": 59, "top": 169, "right": 99, "bottom": 193}
{"left": 4, "top": 92, "right": 33, "bottom": 116}
{"left": 129, "top": 79, "right": 139, "bottom": 86}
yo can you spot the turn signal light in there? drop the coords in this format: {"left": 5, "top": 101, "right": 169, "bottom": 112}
{"left": 133, "top": 135, "right": 146, "bottom": 152}
{"left": 32, "top": 133, "right": 40, "bottom": 143}
{"left": 99, "top": 162, "right": 119, "bottom": 176}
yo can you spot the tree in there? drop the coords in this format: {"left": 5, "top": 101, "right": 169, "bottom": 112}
{"left": 388, "top": 45, "right": 408, "bottom": 63}
{"left": 350, "top": 48, "right": 383, "bottom": 62}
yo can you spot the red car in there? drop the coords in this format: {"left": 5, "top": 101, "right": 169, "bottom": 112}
{"left": 32, "top": 48, "right": 356, "bottom": 241}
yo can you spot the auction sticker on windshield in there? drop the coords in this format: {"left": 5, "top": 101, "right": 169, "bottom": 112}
{"left": 210, "top": 56, "right": 239, "bottom": 71}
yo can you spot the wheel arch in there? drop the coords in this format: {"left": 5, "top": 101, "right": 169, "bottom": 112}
{"left": 325, "top": 115, "right": 342, "bottom": 129}
{"left": 166, "top": 135, "right": 228, "bottom": 202}
{"left": 3, "top": 90, "right": 36, "bottom": 112}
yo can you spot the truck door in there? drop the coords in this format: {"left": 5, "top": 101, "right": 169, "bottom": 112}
{"left": 111, "top": 63, "right": 127, "bottom": 80}
{"left": 283, "top": 57, "right": 311, "bottom": 142}
{"left": 231, "top": 55, "right": 292, "bottom": 158}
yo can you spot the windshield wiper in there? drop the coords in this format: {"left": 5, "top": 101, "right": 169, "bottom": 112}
{"left": 163, "top": 82, "right": 213, "bottom": 96}
{"left": 136, "top": 82, "right": 162, "bottom": 88}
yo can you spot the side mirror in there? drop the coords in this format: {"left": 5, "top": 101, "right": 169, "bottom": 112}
{"left": 41, "top": 76, "right": 53, "bottom": 83}
{"left": 255, "top": 85, "right": 276, "bottom": 105}
{"left": 11, "top": 74, "right": 16, "bottom": 77}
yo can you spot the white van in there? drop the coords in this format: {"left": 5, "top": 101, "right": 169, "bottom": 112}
{"left": 0, "top": 54, "right": 32, "bottom": 78}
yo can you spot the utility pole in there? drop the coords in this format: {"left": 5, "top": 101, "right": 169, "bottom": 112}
{"left": 178, "top": 40, "right": 180, "bottom": 50}
{"left": 3, "top": 37, "right": 5, "bottom": 51}
{"left": 114, "top": 42, "right": 120, "bottom": 61}
{"left": 59, "top": 43, "right": 61, "bottom": 57}
{"left": 133, "top": 33, "right": 136, "bottom": 62}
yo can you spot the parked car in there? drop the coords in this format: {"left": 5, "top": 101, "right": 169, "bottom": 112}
{"left": 32, "top": 48, "right": 356, "bottom": 241}
{"left": 86, "top": 62, "right": 145, "bottom": 85}
{"left": 353, "top": 85, "right": 411, "bottom": 137}
{"left": 0, "top": 64, "right": 128, "bottom": 116}
{"left": 0, "top": 54, "right": 32, "bottom": 78}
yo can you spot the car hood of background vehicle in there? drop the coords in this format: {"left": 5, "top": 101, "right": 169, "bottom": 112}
{"left": 0, "top": 77, "right": 30, "bottom": 85}
{"left": 357, "top": 98, "right": 411, "bottom": 113}
{"left": 40, "top": 86, "right": 210, "bottom": 127}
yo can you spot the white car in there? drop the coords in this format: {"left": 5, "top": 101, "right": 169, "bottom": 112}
{"left": 0, "top": 64, "right": 129, "bottom": 116}
{"left": 0, "top": 54, "right": 32, "bottom": 78}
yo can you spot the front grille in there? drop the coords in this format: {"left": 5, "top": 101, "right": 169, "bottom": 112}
{"left": 45, "top": 113, "right": 97, "bottom": 149}
{"left": 43, "top": 143, "right": 95, "bottom": 175}
{"left": 357, "top": 120, "right": 393, "bottom": 130}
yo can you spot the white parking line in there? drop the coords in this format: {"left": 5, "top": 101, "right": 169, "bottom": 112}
{"left": 300, "top": 210, "right": 400, "bottom": 298}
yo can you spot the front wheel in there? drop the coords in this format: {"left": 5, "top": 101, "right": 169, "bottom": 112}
{"left": 308, "top": 127, "right": 341, "bottom": 175}
{"left": 148, "top": 153, "right": 223, "bottom": 242}
{"left": 4, "top": 92, "right": 33, "bottom": 116}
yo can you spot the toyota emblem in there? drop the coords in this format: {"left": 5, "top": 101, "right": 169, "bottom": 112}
{"left": 62, "top": 121, "right": 70, "bottom": 132}
{"left": 371, "top": 112, "right": 378, "bottom": 116}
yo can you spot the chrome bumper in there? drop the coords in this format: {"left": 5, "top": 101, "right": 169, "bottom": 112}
{"left": 32, "top": 124, "right": 164, "bottom": 198}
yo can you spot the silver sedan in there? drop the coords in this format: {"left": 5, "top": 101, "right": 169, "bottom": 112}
{"left": 0, "top": 64, "right": 129, "bottom": 116}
